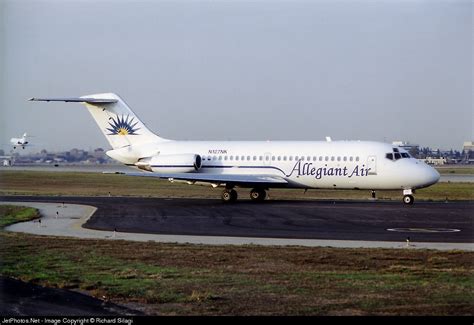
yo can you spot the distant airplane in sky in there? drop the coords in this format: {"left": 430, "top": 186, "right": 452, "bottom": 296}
{"left": 10, "top": 132, "right": 31, "bottom": 149}
{"left": 30, "top": 93, "right": 440, "bottom": 204}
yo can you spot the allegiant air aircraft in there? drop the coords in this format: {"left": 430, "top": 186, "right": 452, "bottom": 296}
{"left": 30, "top": 93, "right": 440, "bottom": 204}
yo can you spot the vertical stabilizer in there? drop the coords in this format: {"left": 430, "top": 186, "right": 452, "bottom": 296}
{"left": 30, "top": 93, "right": 168, "bottom": 149}
{"left": 82, "top": 93, "right": 166, "bottom": 149}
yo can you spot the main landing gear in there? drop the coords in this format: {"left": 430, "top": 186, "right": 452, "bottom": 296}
{"left": 250, "top": 188, "right": 267, "bottom": 202}
{"left": 221, "top": 188, "right": 238, "bottom": 203}
{"left": 221, "top": 188, "right": 267, "bottom": 203}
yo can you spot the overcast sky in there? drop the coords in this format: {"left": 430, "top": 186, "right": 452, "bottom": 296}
{"left": 0, "top": 0, "right": 472, "bottom": 152}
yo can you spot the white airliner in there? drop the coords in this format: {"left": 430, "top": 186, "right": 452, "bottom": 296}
{"left": 10, "top": 133, "right": 30, "bottom": 149}
{"left": 30, "top": 93, "right": 440, "bottom": 204}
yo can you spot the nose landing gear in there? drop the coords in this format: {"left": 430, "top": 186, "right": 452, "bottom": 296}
{"left": 403, "top": 189, "right": 414, "bottom": 205}
{"left": 403, "top": 195, "right": 414, "bottom": 205}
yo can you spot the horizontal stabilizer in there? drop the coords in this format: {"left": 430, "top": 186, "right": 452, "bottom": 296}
{"left": 29, "top": 97, "right": 118, "bottom": 104}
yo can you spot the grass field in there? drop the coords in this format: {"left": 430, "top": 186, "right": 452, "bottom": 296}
{"left": 0, "top": 205, "right": 473, "bottom": 315}
{"left": 1, "top": 170, "right": 473, "bottom": 201}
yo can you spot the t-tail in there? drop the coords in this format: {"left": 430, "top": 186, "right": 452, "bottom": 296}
{"left": 29, "top": 93, "right": 168, "bottom": 150}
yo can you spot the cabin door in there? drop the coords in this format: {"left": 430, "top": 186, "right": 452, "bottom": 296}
{"left": 367, "top": 156, "right": 377, "bottom": 175}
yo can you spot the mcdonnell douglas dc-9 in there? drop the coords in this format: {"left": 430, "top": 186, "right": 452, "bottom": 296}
{"left": 30, "top": 93, "right": 440, "bottom": 204}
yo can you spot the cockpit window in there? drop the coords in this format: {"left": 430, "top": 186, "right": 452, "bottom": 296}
{"left": 393, "top": 148, "right": 399, "bottom": 153}
{"left": 386, "top": 151, "right": 411, "bottom": 161}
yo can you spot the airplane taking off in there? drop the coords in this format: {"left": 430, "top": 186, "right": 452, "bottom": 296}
{"left": 30, "top": 93, "right": 440, "bottom": 204}
{"left": 10, "top": 133, "right": 31, "bottom": 149}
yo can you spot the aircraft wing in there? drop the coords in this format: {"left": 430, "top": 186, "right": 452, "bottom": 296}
{"left": 120, "top": 172, "right": 288, "bottom": 186}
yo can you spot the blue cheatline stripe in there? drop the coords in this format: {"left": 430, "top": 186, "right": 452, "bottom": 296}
{"left": 144, "top": 164, "right": 287, "bottom": 175}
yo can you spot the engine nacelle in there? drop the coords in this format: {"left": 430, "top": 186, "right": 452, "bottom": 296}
{"left": 135, "top": 154, "right": 202, "bottom": 173}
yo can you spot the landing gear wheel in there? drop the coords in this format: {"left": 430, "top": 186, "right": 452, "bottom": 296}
{"left": 222, "top": 189, "right": 238, "bottom": 203}
{"left": 250, "top": 188, "right": 267, "bottom": 202}
{"left": 403, "top": 195, "right": 414, "bottom": 205}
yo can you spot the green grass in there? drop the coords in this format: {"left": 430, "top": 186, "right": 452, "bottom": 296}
{"left": 0, "top": 205, "right": 40, "bottom": 228}
{"left": 1, "top": 170, "right": 473, "bottom": 201}
{"left": 1, "top": 210, "right": 472, "bottom": 315}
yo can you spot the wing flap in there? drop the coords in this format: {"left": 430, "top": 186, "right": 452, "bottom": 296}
{"left": 121, "top": 172, "right": 288, "bottom": 185}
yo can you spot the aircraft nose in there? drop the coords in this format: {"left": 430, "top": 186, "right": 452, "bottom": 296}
{"left": 423, "top": 165, "right": 440, "bottom": 186}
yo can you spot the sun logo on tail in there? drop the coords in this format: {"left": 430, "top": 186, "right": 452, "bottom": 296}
{"left": 107, "top": 115, "right": 140, "bottom": 135}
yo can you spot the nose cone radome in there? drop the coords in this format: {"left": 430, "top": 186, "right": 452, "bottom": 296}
{"left": 430, "top": 166, "right": 441, "bottom": 184}
{"left": 419, "top": 164, "right": 440, "bottom": 188}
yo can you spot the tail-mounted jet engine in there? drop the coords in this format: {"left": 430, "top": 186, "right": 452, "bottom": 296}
{"left": 135, "top": 154, "right": 202, "bottom": 173}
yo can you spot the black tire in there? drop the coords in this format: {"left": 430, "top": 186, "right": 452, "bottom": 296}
{"left": 230, "top": 189, "right": 238, "bottom": 202}
{"left": 403, "top": 195, "right": 414, "bottom": 205}
{"left": 222, "top": 189, "right": 238, "bottom": 203}
{"left": 250, "top": 188, "right": 266, "bottom": 202}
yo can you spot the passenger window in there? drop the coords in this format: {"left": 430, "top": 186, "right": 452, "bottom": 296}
{"left": 224, "top": 156, "right": 228, "bottom": 161}
{"left": 235, "top": 156, "right": 239, "bottom": 161}
{"left": 278, "top": 156, "right": 281, "bottom": 161}
{"left": 343, "top": 156, "right": 347, "bottom": 161}
{"left": 295, "top": 156, "right": 299, "bottom": 160}
{"left": 289, "top": 156, "right": 293, "bottom": 161}
{"left": 356, "top": 157, "right": 359, "bottom": 162}
{"left": 213, "top": 156, "right": 217, "bottom": 160}
{"left": 331, "top": 156, "right": 335, "bottom": 161}
{"left": 230, "top": 156, "right": 233, "bottom": 160}
{"left": 272, "top": 156, "right": 275, "bottom": 161}
{"left": 283, "top": 156, "right": 287, "bottom": 161}
{"left": 319, "top": 156, "right": 323, "bottom": 161}
{"left": 337, "top": 156, "right": 341, "bottom": 161}
{"left": 247, "top": 156, "right": 251, "bottom": 160}
{"left": 307, "top": 156, "right": 311, "bottom": 161}
{"left": 253, "top": 156, "right": 257, "bottom": 161}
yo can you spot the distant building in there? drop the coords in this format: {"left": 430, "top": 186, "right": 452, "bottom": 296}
{"left": 1, "top": 156, "right": 12, "bottom": 166}
{"left": 392, "top": 141, "right": 420, "bottom": 157}
{"left": 423, "top": 157, "right": 447, "bottom": 166}
{"left": 462, "top": 141, "right": 474, "bottom": 164}
{"left": 392, "top": 141, "right": 419, "bottom": 150}
{"left": 463, "top": 141, "right": 474, "bottom": 152}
